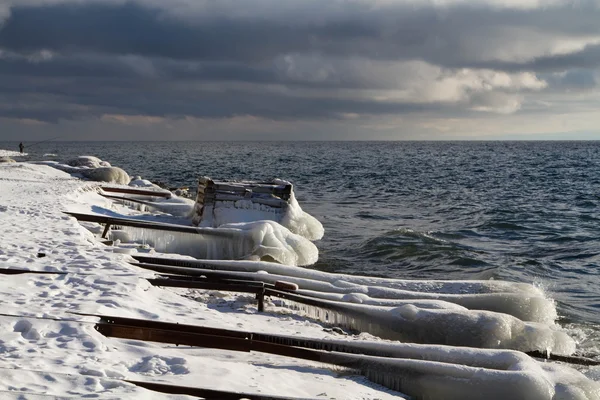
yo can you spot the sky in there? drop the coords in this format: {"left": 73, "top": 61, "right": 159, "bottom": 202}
{"left": 0, "top": 0, "right": 599, "bottom": 141}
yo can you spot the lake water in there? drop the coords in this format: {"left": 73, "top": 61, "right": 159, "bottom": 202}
{"left": 6, "top": 140, "right": 600, "bottom": 356}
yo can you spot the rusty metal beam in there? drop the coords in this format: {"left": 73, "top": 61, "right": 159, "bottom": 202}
{"left": 95, "top": 323, "right": 323, "bottom": 362}
{"left": 125, "top": 379, "right": 315, "bottom": 400}
{"left": 84, "top": 313, "right": 379, "bottom": 357}
{"left": 64, "top": 212, "right": 240, "bottom": 238}
{"left": 100, "top": 186, "right": 172, "bottom": 198}
{"left": 147, "top": 277, "right": 266, "bottom": 311}
{"left": 0, "top": 268, "right": 66, "bottom": 275}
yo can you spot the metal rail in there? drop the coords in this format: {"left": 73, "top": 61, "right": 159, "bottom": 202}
{"left": 100, "top": 186, "right": 172, "bottom": 198}
{"left": 64, "top": 211, "right": 242, "bottom": 239}
{"left": 125, "top": 380, "right": 316, "bottom": 400}
{"left": 0, "top": 268, "right": 66, "bottom": 275}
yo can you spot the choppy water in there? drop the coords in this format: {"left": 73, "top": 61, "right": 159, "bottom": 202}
{"left": 6, "top": 140, "right": 600, "bottom": 352}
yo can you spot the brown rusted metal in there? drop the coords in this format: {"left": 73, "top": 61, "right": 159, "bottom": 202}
{"left": 147, "top": 277, "right": 266, "bottom": 311}
{"left": 84, "top": 313, "right": 374, "bottom": 357}
{"left": 0, "top": 268, "right": 66, "bottom": 275}
{"left": 95, "top": 322, "right": 323, "bottom": 362}
{"left": 99, "top": 193, "right": 158, "bottom": 207}
{"left": 125, "top": 379, "right": 314, "bottom": 400}
{"left": 100, "top": 186, "right": 172, "bottom": 198}
{"left": 64, "top": 212, "right": 239, "bottom": 238}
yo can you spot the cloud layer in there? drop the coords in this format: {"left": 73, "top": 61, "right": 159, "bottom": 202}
{"left": 1, "top": 0, "right": 599, "bottom": 139}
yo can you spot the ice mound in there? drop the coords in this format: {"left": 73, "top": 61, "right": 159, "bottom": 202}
{"left": 0, "top": 156, "right": 16, "bottom": 163}
{"left": 67, "top": 155, "right": 111, "bottom": 168}
{"left": 129, "top": 176, "right": 160, "bottom": 188}
{"left": 80, "top": 167, "right": 130, "bottom": 185}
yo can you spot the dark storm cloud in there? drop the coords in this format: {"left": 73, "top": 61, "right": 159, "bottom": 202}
{"left": 1, "top": 0, "right": 600, "bottom": 133}
{"left": 2, "top": 1, "right": 599, "bottom": 68}
{"left": 0, "top": 71, "right": 444, "bottom": 123}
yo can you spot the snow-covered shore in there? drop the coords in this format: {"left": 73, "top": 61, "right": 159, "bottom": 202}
{"left": 0, "top": 161, "right": 401, "bottom": 399}
{"left": 1, "top": 156, "right": 599, "bottom": 399}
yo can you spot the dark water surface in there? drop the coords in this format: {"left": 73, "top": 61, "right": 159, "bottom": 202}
{"left": 6, "top": 140, "right": 600, "bottom": 350}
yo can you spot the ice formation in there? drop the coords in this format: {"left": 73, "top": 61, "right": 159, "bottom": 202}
{"left": 80, "top": 166, "right": 130, "bottom": 184}
{"left": 129, "top": 176, "right": 160, "bottom": 188}
{"left": 237, "top": 332, "right": 598, "bottom": 400}
{"left": 143, "top": 258, "right": 556, "bottom": 323}
{"left": 280, "top": 190, "right": 324, "bottom": 240}
{"left": 116, "top": 220, "right": 318, "bottom": 266}
{"left": 140, "top": 263, "right": 570, "bottom": 353}
{"left": 281, "top": 296, "right": 575, "bottom": 354}
{"left": 67, "top": 155, "right": 111, "bottom": 168}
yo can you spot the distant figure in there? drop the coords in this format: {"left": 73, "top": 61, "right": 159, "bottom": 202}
{"left": 19, "top": 142, "right": 24, "bottom": 153}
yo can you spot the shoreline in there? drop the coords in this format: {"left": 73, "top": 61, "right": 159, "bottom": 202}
{"left": 2, "top": 156, "right": 599, "bottom": 399}
{"left": 0, "top": 160, "right": 400, "bottom": 399}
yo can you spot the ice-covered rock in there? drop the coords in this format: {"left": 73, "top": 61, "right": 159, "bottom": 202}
{"left": 67, "top": 155, "right": 111, "bottom": 169}
{"left": 80, "top": 167, "right": 130, "bottom": 185}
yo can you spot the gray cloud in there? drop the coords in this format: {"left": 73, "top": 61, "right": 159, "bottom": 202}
{"left": 1, "top": 0, "right": 600, "bottom": 139}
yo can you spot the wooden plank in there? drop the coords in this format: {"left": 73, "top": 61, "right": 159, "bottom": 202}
{"left": 101, "top": 186, "right": 172, "bottom": 198}
{"left": 214, "top": 183, "right": 290, "bottom": 196}
{"left": 212, "top": 193, "right": 287, "bottom": 208}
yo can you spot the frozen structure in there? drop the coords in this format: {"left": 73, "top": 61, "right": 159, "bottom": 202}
{"left": 149, "top": 258, "right": 557, "bottom": 323}
{"left": 135, "top": 256, "right": 577, "bottom": 355}
{"left": 114, "top": 220, "right": 318, "bottom": 266}
{"left": 192, "top": 176, "right": 324, "bottom": 241}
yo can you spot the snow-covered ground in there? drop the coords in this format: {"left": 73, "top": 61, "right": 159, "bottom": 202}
{"left": 1, "top": 155, "right": 599, "bottom": 399}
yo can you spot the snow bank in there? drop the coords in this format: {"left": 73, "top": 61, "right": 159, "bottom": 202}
{"left": 33, "top": 158, "right": 130, "bottom": 184}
